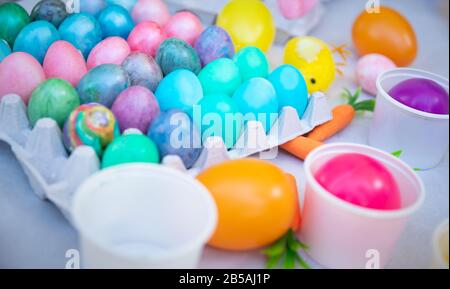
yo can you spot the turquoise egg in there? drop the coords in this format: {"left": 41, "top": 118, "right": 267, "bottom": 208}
{"left": 13, "top": 20, "right": 60, "bottom": 64}
{"left": 0, "top": 39, "right": 11, "bottom": 62}
{"left": 59, "top": 13, "right": 103, "bottom": 59}
{"left": 156, "top": 38, "right": 202, "bottom": 76}
{"left": 77, "top": 64, "right": 130, "bottom": 107}
{"left": 198, "top": 58, "right": 242, "bottom": 96}
{"left": 80, "top": 0, "right": 106, "bottom": 17}
{"left": 106, "top": 0, "right": 137, "bottom": 12}
{"left": 233, "top": 46, "right": 269, "bottom": 82}
{"left": 155, "top": 69, "right": 203, "bottom": 113}
{"left": 194, "top": 94, "right": 243, "bottom": 149}
{"left": 98, "top": 4, "right": 134, "bottom": 39}
{"left": 268, "top": 64, "right": 309, "bottom": 118}
{"left": 233, "top": 78, "right": 279, "bottom": 133}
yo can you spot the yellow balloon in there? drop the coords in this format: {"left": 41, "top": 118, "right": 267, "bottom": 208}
{"left": 217, "top": 0, "right": 275, "bottom": 52}
{"left": 284, "top": 36, "right": 336, "bottom": 93}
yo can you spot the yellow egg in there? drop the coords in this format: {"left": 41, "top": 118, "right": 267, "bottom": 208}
{"left": 284, "top": 36, "right": 336, "bottom": 93}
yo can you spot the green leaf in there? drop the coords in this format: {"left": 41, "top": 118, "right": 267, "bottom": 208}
{"left": 266, "top": 254, "right": 283, "bottom": 269}
{"left": 283, "top": 250, "right": 296, "bottom": 269}
{"left": 353, "top": 99, "right": 376, "bottom": 112}
{"left": 262, "top": 234, "right": 287, "bottom": 257}
{"left": 392, "top": 150, "right": 403, "bottom": 158}
{"left": 295, "top": 254, "right": 311, "bottom": 270}
{"left": 414, "top": 168, "right": 423, "bottom": 172}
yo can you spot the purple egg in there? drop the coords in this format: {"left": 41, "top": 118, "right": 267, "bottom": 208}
{"left": 389, "top": 78, "right": 449, "bottom": 115}
{"left": 194, "top": 26, "right": 235, "bottom": 67}
{"left": 122, "top": 52, "right": 162, "bottom": 92}
{"left": 111, "top": 86, "right": 160, "bottom": 133}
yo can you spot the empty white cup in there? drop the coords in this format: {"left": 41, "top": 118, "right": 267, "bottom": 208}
{"left": 72, "top": 164, "right": 218, "bottom": 269}
{"left": 431, "top": 219, "right": 449, "bottom": 269}
{"left": 301, "top": 143, "right": 425, "bottom": 269}
{"left": 369, "top": 68, "right": 449, "bottom": 170}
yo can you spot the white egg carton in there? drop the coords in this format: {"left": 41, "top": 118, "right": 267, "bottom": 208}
{"left": 0, "top": 92, "right": 331, "bottom": 221}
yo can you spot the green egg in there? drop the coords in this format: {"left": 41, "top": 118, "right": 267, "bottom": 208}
{"left": 0, "top": 3, "right": 30, "bottom": 47}
{"left": 198, "top": 58, "right": 242, "bottom": 96}
{"left": 233, "top": 46, "right": 269, "bottom": 82}
{"left": 102, "top": 134, "right": 160, "bottom": 169}
{"left": 28, "top": 78, "right": 80, "bottom": 127}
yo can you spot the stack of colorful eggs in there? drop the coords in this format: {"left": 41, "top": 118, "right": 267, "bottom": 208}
{"left": 0, "top": 0, "right": 309, "bottom": 171}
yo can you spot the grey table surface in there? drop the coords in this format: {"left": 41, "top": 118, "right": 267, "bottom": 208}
{"left": 0, "top": 0, "right": 449, "bottom": 269}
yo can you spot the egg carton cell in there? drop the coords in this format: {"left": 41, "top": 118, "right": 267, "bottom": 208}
{"left": 0, "top": 92, "right": 331, "bottom": 222}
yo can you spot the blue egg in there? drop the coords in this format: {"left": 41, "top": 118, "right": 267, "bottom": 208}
{"left": 233, "top": 78, "right": 279, "bottom": 133}
{"left": 268, "top": 64, "right": 309, "bottom": 118}
{"left": 0, "top": 39, "right": 11, "bottom": 62}
{"left": 59, "top": 13, "right": 103, "bottom": 59}
{"left": 77, "top": 64, "right": 130, "bottom": 107}
{"left": 155, "top": 69, "right": 204, "bottom": 114}
{"left": 148, "top": 109, "right": 202, "bottom": 169}
{"left": 98, "top": 5, "right": 134, "bottom": 39}
{"left": 193, "top": 94, "right": 243, "bottom": 149}
{"left": 80, "top": 0, "right": 106, "bottom": 17}
{"left": 13, "top": 20, "right": 60, "bottom": 64}
{"left": 106, "top": 0, "right": 137, "bottom": 12}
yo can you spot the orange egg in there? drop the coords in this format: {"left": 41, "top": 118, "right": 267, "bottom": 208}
{"left": 352, "top": 6, "right": 417, "bottom": 66}
{"left": 197, "top": 159, "right": 296, "bottom": 251}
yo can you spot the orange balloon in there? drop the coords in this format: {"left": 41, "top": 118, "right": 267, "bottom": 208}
{"left": 352, "top": 6, "right": 417, "bottom": 66}
{"left": 197, "top": 159, "right": 296, "bottom": 251}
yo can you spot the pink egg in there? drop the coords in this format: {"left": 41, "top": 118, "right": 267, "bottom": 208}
{"left": 111, "top": 85, "right": 160, "bottom": 133}
{"left": 164, "top": 11, "right": 203, "bottom": 46}
{"left": 87, "top": 37, "right": 131, "bottom": 70}
{"left": 0, "top": 52, "right": 46, "bottom": 104}
{"left": 127, "top": 21, "right": 166, "bottom": 57}
{"left": 277, "top": 0, "right": 319, "bottom": 19}
{"left": 43, "top": 41, "right": 87, "bottom": 87}
{"left": 356, "top": 54, "right": 397, "bottom": 96}
{"left": 131, "top": 0, "right": 170, "bottom": 26}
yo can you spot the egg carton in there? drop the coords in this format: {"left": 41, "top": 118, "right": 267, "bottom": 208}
{"left": 0, "top": 92, "right": 331, "bottom": 221}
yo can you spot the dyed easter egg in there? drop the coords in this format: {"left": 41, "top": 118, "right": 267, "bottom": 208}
{"left": 63, "top": 103, "right": 119, "bottom": 156}
{"left": 31, "top": 0, "right": 68, "bottom": 28}
{"left": 389, "top": 78, "right": 449, "bottom": 115}
{"left": 13, "top": 21, "right": 60, "bottom": 64}
{"left": 268, "top": 64, "right": 309, "bottom": 118}
{"left": 131, "top": 0, "right": 170, "bottom": 26}
{"left": 353, "top": 6, "right": 417, "bottom": 66}
{"left": 233, "top": 78, "right": 279, "bottom": 133}
{"left": 233, "top": 46, "right": 269, "bottom": 82}
{"left": 194, "top": 94, "right": 243, "bottom": 149}
{"left": 28, "top": 78, "right": 80, "bottom": 127}
{"left": 87, "top": 37, "right": 130, "bottom": 70}
{"left": 80, "top": 0, "right": 106, "bottom": 17}
{"left": 277, "top": 0, "right": 319, "bottom": 19}
{"left": 102, "top": 134, "right": 160, "bottom": 168}
{"left": 0, "top": 2, "right": 30, "bottom": 47}
{"left": 198, "top": 58, "right": 241, "bottom": 96}
{"left": 284, "top": 36, "right": 336, "bottom": 93}
{"left": 155, "top": 69, "right": 203, "bottom": 113}
{"left": 0, "top": 52, "right": 46, "bottom": 104}
{"left": 164, "top": 11, "right": 203, "bottom": 47}
{"left": 148, "top": 109, "right": 201, "bottom": 169}
{"left": 122, "top": 53, "right": 162, "bottom": 92}
{"left": 0, "top": 39, "right": 11, "bottom": 63}
{"left": 217, "top": 0, "right": 275, "bottom": 52}
{"left": 194, "top": 26, "right": 235, "bottom": 66}
{"left": 77, "top": 64, "right": 130, "bottom": 107}
{"left": 98, "top": 4, "right": 134, "bottom": 39}
{"left": 111, "top": 86, "right": 160, "bottom": 133}
{"left": 43, "top": 40, "right": 87, "bottom": 87}
{"left": 106, "top": 0, "right": 137, "bottom": 12}
{"left": 59, "top": 13, "right": 103, "bottom": 59}
{"left": 127, "top": 21, "right": 166, "bottom": 58}
{"left": 315, "top": 153, "right": 401, "bottom": 210}
{"left": 356, "top": 54, "right": 396, "bottom": 96}
{"left": 156, "top": 38, "right": 202, "bottom": 76}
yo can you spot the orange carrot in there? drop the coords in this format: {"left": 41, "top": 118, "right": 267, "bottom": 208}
{"left": 281, "top": 136, "right": 323, "bottom": 160}
{"left": 286, "top": 174, "right": 302, "bottom": 232}
{"left": 307, "top": 87, "right": 375, "bottom": 142}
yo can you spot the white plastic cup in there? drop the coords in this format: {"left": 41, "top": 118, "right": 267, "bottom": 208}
{"left": 369, "top": 68, "right": 449, "bottom": 170}
{"left": 72, "top": 164, "right": 218, "bottom": 269}
{"left": 301, "top": 143, "right": 425, "bottom": 269}
{"left": 431, "top": 219, "right": 449, "bottom": 269}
